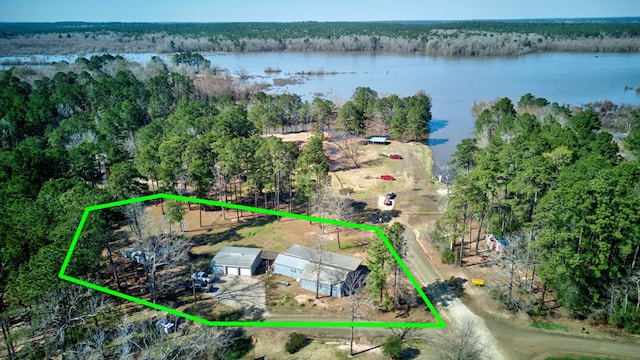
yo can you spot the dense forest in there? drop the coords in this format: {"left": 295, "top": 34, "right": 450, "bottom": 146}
{"left": 0, "top": 54, "right": 431, "bottom": 358}
{"left": 1, "top": 20, "right": 639, "bottom": 56}
{"left": 437, "top": 94, "right": 640, "bottom": 333}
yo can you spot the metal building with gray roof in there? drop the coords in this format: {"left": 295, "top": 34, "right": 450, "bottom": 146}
{"left": 211, "top": 246, "right": 262, "bottom": 276}
{"left": 273, "top": 245, "right": 363, "bottom": 298}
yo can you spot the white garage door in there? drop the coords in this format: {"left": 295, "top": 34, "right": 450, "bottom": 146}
{"left": 239, "top": 267, "right": 252, "bottom": 276}
{"left": 226, "top": 266, "right": 239, "bottom": 275}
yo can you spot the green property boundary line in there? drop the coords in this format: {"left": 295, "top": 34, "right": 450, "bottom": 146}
{"left": 59, "top": 193, "right": 446, "bottom": 329}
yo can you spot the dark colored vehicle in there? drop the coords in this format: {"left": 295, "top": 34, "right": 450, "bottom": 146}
{"left": 186, "top": 280, "right": 210, "bottom": 292}
{"left": 186, "top": 281, "right": 219, "bottom": 293}
{"left": 383, "top": 192, "right": 396, "bottom": 206}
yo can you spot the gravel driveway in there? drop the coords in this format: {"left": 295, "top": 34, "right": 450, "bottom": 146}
{"left": 209, "top": 275, "right": 266, "bottom": 320}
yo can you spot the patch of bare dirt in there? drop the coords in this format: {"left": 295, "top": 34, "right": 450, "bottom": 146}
{"left": 295, "top": 294, "right": 328, "bottom": 308}
{"left": 266, "top": 131, "right": 330, "bottom": 144}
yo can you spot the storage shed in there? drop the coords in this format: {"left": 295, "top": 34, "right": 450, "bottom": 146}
{"left": 273, "top": 245, "right": 362, "bottom": 298}
{"left": 368, "top": 136, "right": 388, "bottom": 145}
{"left": 211, "top": 246, "right": 262, "bottom": 276}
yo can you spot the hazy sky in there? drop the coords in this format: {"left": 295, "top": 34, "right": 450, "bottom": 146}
{"left": 1, "top": 0, "right": 638, "bottom": 22}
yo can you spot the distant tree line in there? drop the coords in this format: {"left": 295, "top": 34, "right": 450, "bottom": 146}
{"left": 1, "top": 20, "right": 639, "bottom": 56}
{"left": 2, "top": 20, "right": 639, "bottom": 39}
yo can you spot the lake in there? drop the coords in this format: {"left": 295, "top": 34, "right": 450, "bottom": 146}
{"left": 3, "top": 52, "right": 640, "bottom": 166}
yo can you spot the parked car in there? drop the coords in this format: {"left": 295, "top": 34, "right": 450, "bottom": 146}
{"left": 389, "top": 154, "right": 403, "bottom": 159}
{"left": 191, "top": 271, "right": 213, "bottom": 283}
{"left": 122, "top": 247, "right": 147, "bottom": 265}
{"left": 186, "top": 281, "right": 219, "bottom": 293}
{"left": 155, "top": 319, "right": 175, "bottom": 334}
{"left": 186, "top": 280, "right": 209, "bottom": 292}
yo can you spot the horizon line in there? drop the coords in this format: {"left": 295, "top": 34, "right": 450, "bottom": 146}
{"left": 1, "top": 16, "right": 639, "bottom": 25}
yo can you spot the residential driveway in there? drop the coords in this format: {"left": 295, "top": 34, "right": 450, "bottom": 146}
{"left": 209, "top": 275, "right": 265, "bottom": 320}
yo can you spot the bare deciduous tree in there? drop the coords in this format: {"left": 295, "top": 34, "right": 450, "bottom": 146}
{"left": 116, "top": 316, "right": 135, "bottom": 360}
{"left": 123, "top": 317, "right": 237, "bottom": 360}
{"left": 500, "top": 233, "right": 527, "bottom": 311}
{"left": 434, "top": 317, "right": 487, "bottom": 360}
{"left": 310, "top": 182, "right": 331, "bottom": 233}
{"left": 30, "top": 286, "right": 111, "bottom": 358}
{"left": 341, "top": 133, "right": 363, "bottom": 168}
{"left": 326, "top": 193, "right": 353, "bottom": 250}
{"left": 307, "top": 235, "right": 330, "bottom": 299}
{"left": 435, "top": 161, "right": 452, "bottom": 189}
{"left": 137, "top": 234, "right": 190, "bottom": 303}
{"left": 180, "top": 325, "right": 236, "bottom": 359}
{"left": 344, "top": 270, "right": 368, "bottom": 355}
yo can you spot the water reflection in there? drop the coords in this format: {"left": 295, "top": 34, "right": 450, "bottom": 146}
{"left": 428, "top": 119, "right": 449, "bottom": 133}
{"left": 426, "top": 138, "right": 449, "bottom": 147}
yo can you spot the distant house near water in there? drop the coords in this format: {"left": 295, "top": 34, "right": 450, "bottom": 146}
{"left": 274, "top": 245, "right": 362, "bottom": 298}
{"left": 211, "top": 246, "right": 262, "bottom": 276}
{"left": 484, "top": 234, "right": 509, "bottom": 254}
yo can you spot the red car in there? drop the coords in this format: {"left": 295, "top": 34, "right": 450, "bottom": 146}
{"left": 389, "top": 154, "right": 403, "bottom": 160}
{"left": 380, "top": 175, "right": 395, "bottom": 181}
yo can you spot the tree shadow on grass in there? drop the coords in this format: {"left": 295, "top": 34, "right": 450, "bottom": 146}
{"left": 351, "top": 344, "right": 382, "bottom": 356}
{"left": 400, "top": 347, "right": 421, "bottom": 359}
{"left": 350, "top": 203, "right": 402, "bottom": 225}
{"left": 189, "top": 217, "right": 276, "bottom": 248}
{"left": 355, "top": 156, "right": 386, "bottom": 168}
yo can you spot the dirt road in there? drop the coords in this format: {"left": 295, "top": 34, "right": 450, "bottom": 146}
{"left": 400, "top": 220, "right": 506, "bottom": 359}
{"left": 478, "top": 312, "right": 640, "bottom": 360}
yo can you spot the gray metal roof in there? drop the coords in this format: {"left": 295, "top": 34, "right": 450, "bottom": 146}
{"left": 282, "top": 245, "right": 361, "bottom": 271}
{"left": 369, "top": 136, "right": 388, "bottom": 143}
{"left": 211, "top": 246, "right": 261, "bottom": 268}
{"left": 274, "top": 253, "right": 310, "bottom": 270}
{"left": 301, "top": 263, "right": 350, "bottom": 284}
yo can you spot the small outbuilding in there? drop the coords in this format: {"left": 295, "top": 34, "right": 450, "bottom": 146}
{"left": 211, "top": 246, "right": 262, "bottom": 276}
{"left": 368, "top": 136, "right": 388, "bottom": 145}
{"left": 484, "top": 234, "right": 509, "bottom": 254}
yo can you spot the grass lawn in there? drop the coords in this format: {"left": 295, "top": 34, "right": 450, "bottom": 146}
{"left": 326, "top": 139, "right": 442, "bottom": 214}
{"left": 531, "top": 321, "right": 570, "bottom": 332}
{"left": 188, "top": 216, "right": 372, "bottom": 270}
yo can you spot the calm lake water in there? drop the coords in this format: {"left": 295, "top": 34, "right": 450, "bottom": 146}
{"left": 3, "top": 52, "right": 640, "bottom": 165}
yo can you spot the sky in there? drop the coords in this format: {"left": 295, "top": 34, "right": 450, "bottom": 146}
{"left": 0, "top": 0, "right": 639, "bottom": 22}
